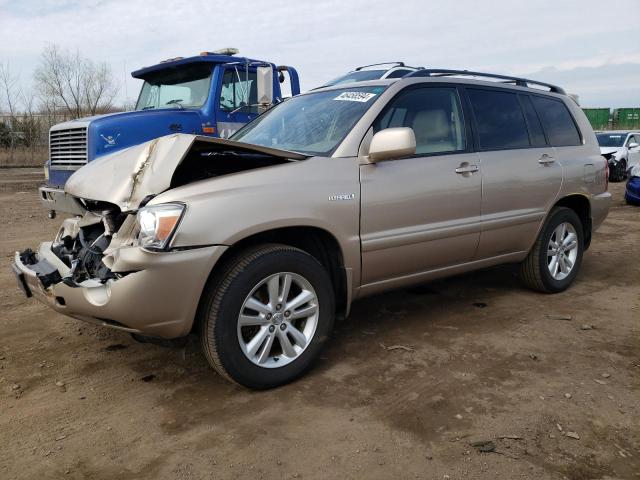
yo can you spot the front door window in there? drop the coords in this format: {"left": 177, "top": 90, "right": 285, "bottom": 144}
{"left": 219, "top": 68, "right": 259, "bottom": 114}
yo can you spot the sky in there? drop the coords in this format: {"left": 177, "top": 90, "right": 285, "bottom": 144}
{"left": 0, "top": 0, "right": 639, "bottom": 108}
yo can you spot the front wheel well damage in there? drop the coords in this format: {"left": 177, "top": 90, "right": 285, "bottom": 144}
{"left": 192, "top": 226, "right": 348, "bottom": 334}
{"left": 553, "top": 195, "right": 592, "bottom": 249}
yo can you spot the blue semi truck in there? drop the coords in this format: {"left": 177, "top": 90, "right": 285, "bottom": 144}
{"left": 41, "top": 48, "right": 300, "bottom": 217}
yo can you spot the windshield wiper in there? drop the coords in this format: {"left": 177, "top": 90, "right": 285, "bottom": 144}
{"left": 141, "top": 105, "right": 155, "bottom": 110}
{"left": 165, "top": 99, "right": 185, "bottom": 109}
{"left": 229, "top": 103, "right": 271, "bottom": 115}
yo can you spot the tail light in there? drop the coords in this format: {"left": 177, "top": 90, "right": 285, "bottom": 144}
{"left": 603, "top": 156, "right": 609, "bottom": 190}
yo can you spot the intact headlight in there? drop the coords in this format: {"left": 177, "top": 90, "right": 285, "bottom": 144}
{"left": 136, "top": 203, "right": 185, "bottom": 250}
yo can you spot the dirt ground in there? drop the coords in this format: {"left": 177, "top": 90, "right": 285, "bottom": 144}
{"left": 0, "top": 167, "right": 638, "bottom": 480}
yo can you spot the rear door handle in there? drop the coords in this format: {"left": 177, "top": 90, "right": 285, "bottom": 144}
{"left": 455, "top": 164, "right": 479, "bottom": 174}
{"left": 538, "top": 154, "right": 555, "bottom": 165}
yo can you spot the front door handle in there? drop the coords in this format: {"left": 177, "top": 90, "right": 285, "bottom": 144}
{"left": 538, "top": 154, "right": 555, "bottom": 165}
{"left": 455, "top": 163, "right": 479, "bottom": 174}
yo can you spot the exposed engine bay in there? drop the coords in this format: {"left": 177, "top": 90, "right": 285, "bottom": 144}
{"left": 170, "top": 140, "right": 295, "bottom": 189}
{"left": 19, "top": 207, "right": 134, "bottom": 288}
{"left": 52, "top": 210, "right": 127, "bottom": 282}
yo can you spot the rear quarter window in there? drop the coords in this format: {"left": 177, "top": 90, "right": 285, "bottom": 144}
{"left": 531, "top": 96, "right": 582, "bottom": 147}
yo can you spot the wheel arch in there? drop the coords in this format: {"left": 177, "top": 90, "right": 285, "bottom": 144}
{"left": 193, "top": 226, "right": 349, "bottom": 334}
{"left": 553, "top": 194, "right": 592, "bottom": 249}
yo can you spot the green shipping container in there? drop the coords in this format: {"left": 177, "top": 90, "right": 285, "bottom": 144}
{"left": 614, "top": 108, "right": 640, "bottom": 129}
{"left": 582, "top": 108, "right": 610, "bottom": 130}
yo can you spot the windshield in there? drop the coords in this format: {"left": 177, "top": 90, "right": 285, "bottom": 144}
{"left": 323, "top": 70, "right": 386, "bottom": 87}
{"left": 596, "top": 133, "right": 627, "bottom": 148}
{"left": 135, "top": 63, "right": 213, "bottom": 110}
{"left": 232, "top": 86, "right": 387, "bottom": 155}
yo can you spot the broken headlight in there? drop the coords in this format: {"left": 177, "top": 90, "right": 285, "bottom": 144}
{"left": 136, "top": 203, "right": 185, "bottom": 250}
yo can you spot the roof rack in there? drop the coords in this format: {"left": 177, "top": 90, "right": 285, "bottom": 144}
{"left": 355, "top": 62, "right": 405, "bottom": 71}
{"left": 405, "top": 69, "right": 566, "bottom": 94}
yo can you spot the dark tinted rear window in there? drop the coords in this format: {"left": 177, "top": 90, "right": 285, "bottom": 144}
{"left": 520, "top": 95, "right": 547, "bottom": 147}
{"left": 531, "top": 96, "right": 581, "bottom": 147}
{"left": 468, "top": 89, "right": 529, "bottom": 150}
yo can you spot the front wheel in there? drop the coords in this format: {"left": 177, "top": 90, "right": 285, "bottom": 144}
{"left": 520, "top": 207, "right": 584, "bottom": 293}
{"left": 610, "top": 159, "right": 627, "bottom": 182}
{"left": 199, "top": 244, "right": 335, "bottom": 389}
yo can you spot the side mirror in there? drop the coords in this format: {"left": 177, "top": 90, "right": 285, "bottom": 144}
{"left": 629, "top": 142, "right": 639, "bottom": 149}
{"left": 367, "top": 127, "right": 416, "bottom": 163}
{"left": 256, "top": 65, "right": 274, "bottom": 106}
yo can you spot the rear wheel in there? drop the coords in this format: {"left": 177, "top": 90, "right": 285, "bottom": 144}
{"left": 520, "top": 207, "right": 584, "bottom": 293}
{"left": 199, "top": 244, "right": 335, "bottom": 389}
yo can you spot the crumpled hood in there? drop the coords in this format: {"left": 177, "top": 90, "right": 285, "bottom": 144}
{"left": 64, "top": 134, "right": 307, "bottom": 212}
{"left": 600, "top": 147, "right": 622, "bottom": 155}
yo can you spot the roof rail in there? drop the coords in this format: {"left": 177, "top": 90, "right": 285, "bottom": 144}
{"left": 405, "top": 69, "right": 566, "bottom": 94}
{"left": 356, "top": 62, "right": 405, "bottom": 71}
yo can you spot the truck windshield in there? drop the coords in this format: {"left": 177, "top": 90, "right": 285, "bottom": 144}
{"left": 596, "top": 133, "right": 626, "bottom": 147}
{"left": 135, "top": 63, "right": 213, "bottom": 110}
{"left": 232, "top": 86, "right": 387, "bottom": 155}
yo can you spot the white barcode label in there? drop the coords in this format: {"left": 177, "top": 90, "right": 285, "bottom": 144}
{"left": 333, "top": 92, "right": 377, "bottom": 102}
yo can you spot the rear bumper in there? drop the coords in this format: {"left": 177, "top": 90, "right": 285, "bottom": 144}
{"left": 591, "top": 191, "right": 612, "bottom": 231}
{"left": 39, "top": 185, "right": 85, "bottom": 215}
{"left": 13, "top": 243, "right": 227, "bottom": 338}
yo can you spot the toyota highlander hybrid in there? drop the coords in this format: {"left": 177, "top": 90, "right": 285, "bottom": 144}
{"left": 13, "top": 69, "right": 611, "bottom": 389}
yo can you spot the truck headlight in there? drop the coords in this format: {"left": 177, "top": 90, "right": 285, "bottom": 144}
{"left": 44, "top": 164, "right": 49, "bottom": 181}
{"left": 136, "top": 203, "right": 185, "bottom": 250}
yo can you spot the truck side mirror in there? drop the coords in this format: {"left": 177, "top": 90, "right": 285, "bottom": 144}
{"left": 366, "top": 128, "right": 416, "bottom": 163}
{"left": 256, "top": 65, "right": 274, "bottom": 106}
{"left": 629, "top": 142, "right": 639, "bottom": 149}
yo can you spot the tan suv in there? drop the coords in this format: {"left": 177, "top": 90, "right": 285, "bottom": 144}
{"left": 13, "top": 69, "right": 611, "bottom": 389}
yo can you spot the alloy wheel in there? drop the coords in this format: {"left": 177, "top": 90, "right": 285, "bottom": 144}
{"left": 547, "top": 222, "right": 579, "bottom": 281}
{"left": 237, "top": 272, "right": 319, "bottom": 368}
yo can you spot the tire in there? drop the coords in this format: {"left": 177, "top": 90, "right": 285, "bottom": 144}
{"left": 198, "top": 244, "right": 335, "bottom": 389}
{"left": 610, "top": 159, "right": 627, "bottom": 182}
{"left": 520, "top": 207, "right": 584, "bottom": 293}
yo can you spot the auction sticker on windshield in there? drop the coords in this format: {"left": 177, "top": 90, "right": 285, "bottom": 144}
{"left": 334, "top": 91, "right": 377, "bottom": 102}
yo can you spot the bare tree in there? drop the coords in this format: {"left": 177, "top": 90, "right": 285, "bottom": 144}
{"left": 0, "top": 62, "right": 22, "bottom": 159}
{"left": 34, "top": 45, "right": 118, "bottom": 119}
{"left": 0, "top": 62, "right": 20, "bottom": 115}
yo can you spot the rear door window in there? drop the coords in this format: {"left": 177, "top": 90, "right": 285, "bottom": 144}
{"left": 467, "top": 89, "right": 530, "bottom": 150}
{"left": 530, "top": 96, "right": 581, "bottom": 147}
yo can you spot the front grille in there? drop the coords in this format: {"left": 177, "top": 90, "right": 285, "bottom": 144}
{"left": 50, "top": 127, "right": 88, "bottom": 168}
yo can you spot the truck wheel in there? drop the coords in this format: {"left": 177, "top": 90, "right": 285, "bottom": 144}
{"left": 520, "top": 207, "right": 584, "bottom": 293}
{"left": 199, "top": 244, "right": 335, "bottom": 389}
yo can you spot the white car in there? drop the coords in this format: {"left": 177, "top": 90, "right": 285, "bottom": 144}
{"left": 323, "top": 62, "right": 421, "bottom": 87}
{"left": 596, "top": 131, "right": 640, "bottom": 182}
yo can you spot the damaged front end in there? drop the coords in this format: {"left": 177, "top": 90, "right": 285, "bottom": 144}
{"left": 13, "top": 203, "right": 142, "bottom": 321}
{"left": 12, "top": 133, "right": 304, "bottom": 337}
{"left": 18, "top": 206, "right": 133, "bottom": 287}
{"left": 12, "top": 201, "right": 222, "bottom": 338}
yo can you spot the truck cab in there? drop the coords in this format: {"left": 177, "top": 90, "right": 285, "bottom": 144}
{"left": 41, "top": 49, "right": 300, "bottom": 217}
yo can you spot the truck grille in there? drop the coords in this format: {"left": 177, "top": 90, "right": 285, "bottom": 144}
{"left": 49, "top": 127, "right": 88, "bottom": 168}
